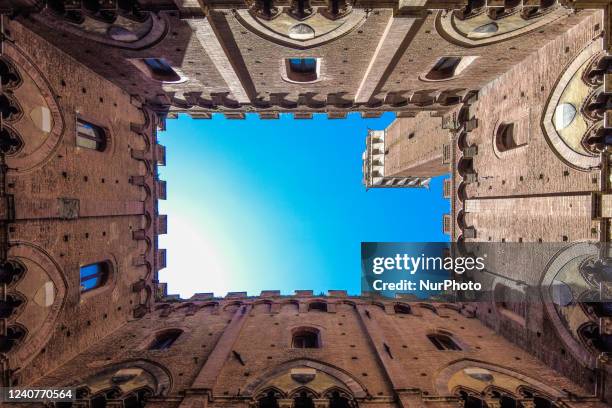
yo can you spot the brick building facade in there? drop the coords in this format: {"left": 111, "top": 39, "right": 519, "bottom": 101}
{"left": 0, "top": 0, "right": 611, "bottom": 407}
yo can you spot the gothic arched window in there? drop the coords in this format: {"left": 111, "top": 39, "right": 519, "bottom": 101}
{"left": 458, "top": 391, "right": 486, "bottom": 408}
{"left": 258, "top": 390, "right": 281, "bottom": 408}
{"left": 578, "top": 322, "right": 612, "bottom": 353}
{"left": 0, "top": 58, "right": 21, "bottom": 89}
{"left": 0, "top": 260, "right": 25, "bottom": 285}
{"left": 533, "top": 396, "right": 557, "bottom": 408}
{"left": 294, "top": 391, "right": 315, "bottom": 408}
{"left": 0, "top": 325, "right": 26, "bottom": 353}
{"left": 0, "top": 293, "right": 24, "bottom": 318}
{"left": 328, "top": 390, "right": 353, "bottom": 408}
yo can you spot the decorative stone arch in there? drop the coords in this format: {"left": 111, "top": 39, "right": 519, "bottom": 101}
{"left": 434, "top": 359, "right": 567, "bottom": 399}
{"left": 541, "top": 42, "right": 602, "bottom": 170}
{"left": 540, "top": 242, "right": 601, "bottom": 369}
{"left": 482, "top": 384, "right": 519, "bottom": 399}
{"left": 234, "top": 8, "right": 367, "bottom": 50}
{"left": 321, "top": 385, "right": 353, "bottom": 399}
{"left": 2, "top": 43, "right": 65, "bottom": 173}
{"left": 62, "top": 359, "right": 172, "bottom": 397}
{"left": 452, "top": 385, "right": 482, "bottom": 397}
{"left": 289, "top": 385, "right": 320, "bottom": 399}
{"left": 33, "top": 9, "right": 168, "bottom": 50}
{"left": 242, "top": 359, "right": 367, "bottom": 398}
{"left": 435, "top": 6, "right": 567, "bottom": 47}
{"left": 256, "top": 385, "right": 288, "bottom": 399}
{"left": 8, "top": 242, "right": 67, "bottom": 371}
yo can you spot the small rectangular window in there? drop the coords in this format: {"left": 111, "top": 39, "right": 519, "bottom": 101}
{"left": 285, "top": 58, "right": 319, "bottom": 83}
{"left": 80, "top": 262, "right": 109, "bottom": 292}
{"left": 76, "top": 119, "right": 107, "bottom": 151}
{"left": 427, "top": 333, "right": 461, "bottom": 350}
{"left": 425, "top": 56, "right": 477, "bottom": 81}
{"left": 289, "top": 58, "right": 316, "bottom": 73}
{"left": 141, "top": 58, "right": 181, "bottom": 82}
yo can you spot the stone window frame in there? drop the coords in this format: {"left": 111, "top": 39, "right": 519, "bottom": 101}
{"left": 130, "top": 57, "right": 188, "bottom": 84}
{"left": 280, "top": 57, "right": 323, "bottom": 84}
{"left": 75, "top": 117, "right": 109, "bottom": 152}
{"left": 79, "top": 261, "right": 111, "bottom": 293}
{"left": 491, "top": 112, "right": 530, "bottom": 160}
{"left": 79, "top": 256, "right": 117, "bottom": 302}
{"left": 147, "top": 328, "right": 184, "bottom": 351}
{"left": 290, "top": 325, "right": 324, "bottom": 349}
{"left": 426, "top": 329, "right": 466, "bottom": 351}
{"left": 420, "top": 56, "right": 478, "bottom": 82}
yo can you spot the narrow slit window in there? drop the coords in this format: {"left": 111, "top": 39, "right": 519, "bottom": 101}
{"left": 76, "top": 119, "right": 107, "bottom": 151}
{"left": 80, "top": 262, "right": 110, "bottom": 292}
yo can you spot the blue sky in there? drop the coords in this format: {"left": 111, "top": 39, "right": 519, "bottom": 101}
{"left": 157, "top": 112, "right": 450, "bottom": 298}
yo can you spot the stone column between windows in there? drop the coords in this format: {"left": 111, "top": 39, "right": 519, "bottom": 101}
{"left": 313, "top": 398, "right": 330, "bottom": 408}
{"left": 180, "top": 304, "right": 253, "bottom": 407}
{"left": 278, "top": 398, "right": 293, "bottom": 408}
